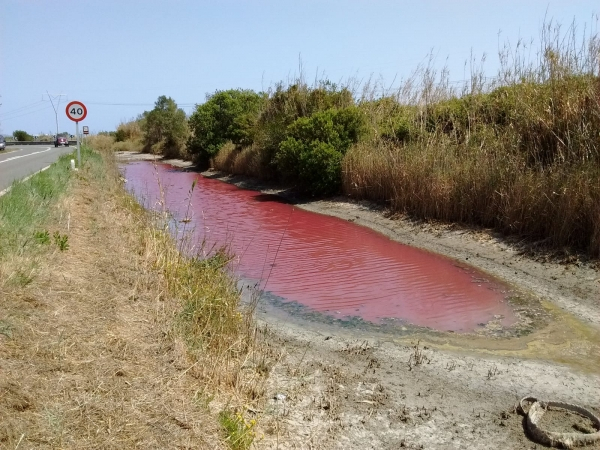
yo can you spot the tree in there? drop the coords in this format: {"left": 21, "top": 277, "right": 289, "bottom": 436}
{"left": 187, "top": 89, "right": 266, "bottom": 169}
{"left": 142, "top": 96, "right": 189, "bottom": 158}
{"left": 13, "top": 130, "right": 34, "bottom": 141}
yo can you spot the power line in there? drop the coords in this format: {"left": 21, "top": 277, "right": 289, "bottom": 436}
{"left": 85, "top": 101, "right": 197, "bottom": 107}
{"left": 0, "top": 104, "right": 54, "bottom": 122}
{"left": 0, "top": 100, "right": 47, "bottom": 118}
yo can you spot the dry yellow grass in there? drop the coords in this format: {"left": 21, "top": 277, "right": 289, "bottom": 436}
{"left": 84, "top": 134, "right": 114, "bottom": 153}
{"left": 212, "top": 142, "right": 271, "bottom": 179}
{"left": 0, "top": 149, "right": 267, "bottom": 449}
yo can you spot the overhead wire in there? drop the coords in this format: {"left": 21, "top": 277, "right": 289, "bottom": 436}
{"left": 85, "top": 101, "right": 197, "bottom": 107}
{"left": 0, "top": 104, "right": 54, "bottom": 122}
{"left": 0, "top": 100, "right": 48, "bottom": 118}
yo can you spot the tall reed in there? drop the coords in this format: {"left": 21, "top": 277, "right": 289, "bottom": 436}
{"left": 344, "top": 19, "right": 600, "bottom": 256}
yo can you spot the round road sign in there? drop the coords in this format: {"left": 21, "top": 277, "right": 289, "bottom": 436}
{"left": 65, "top": 101, "right": 87, "bottom": 122}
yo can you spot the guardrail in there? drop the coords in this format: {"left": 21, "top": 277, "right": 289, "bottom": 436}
{"left": 5, "top": 141, "right": 77, "bottom": 146}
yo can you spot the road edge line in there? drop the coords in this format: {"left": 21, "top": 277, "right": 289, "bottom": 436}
{"left": 0, "top": 165, "right": 52, "bottom": 197}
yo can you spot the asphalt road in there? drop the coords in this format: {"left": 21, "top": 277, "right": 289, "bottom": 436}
{"left": 0, "top": 145, "right": 75, "bottom": 193}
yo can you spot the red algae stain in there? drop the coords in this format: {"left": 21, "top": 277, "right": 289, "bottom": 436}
{"left": 122, "top": 162, "right": 517, "bottom": 332}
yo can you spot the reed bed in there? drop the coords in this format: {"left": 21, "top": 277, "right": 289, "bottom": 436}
{"left": 343, "top": 20, "right": 600, "bottom": 256}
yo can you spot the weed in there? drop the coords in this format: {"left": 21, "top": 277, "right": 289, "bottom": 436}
{"left": 84, "top": 134, "right": 114, "bottom": 153}
{"left": 219, "top": 410, "right": 256, "bottom": 450}
{"left": 487, "top": 364, "right": 499, "bottom": 379}
{"left": 53, "top": 232, "right": 69, "bottom": 251}
{"left": 340, "top": 340, "right": 371, "bottom": 355}
{"left": 43, "top": 406, "right": 64, "bottom": 438}
{"left": 255, "top": 357, "right": 271, "bottom": 376}
{"left": 0, "top": 320, "right": 13, "bottom": 338}
{"left": 193, "top": 389, "right": 215, "bottom": 411}
{"left": 141, "top": 172, "right": 261, "bottom": 399}
{"left": 408, "top": 340, "right": 430, "bottom": 370}
{"left": 445, "top": 360, "right": 457, "bottom": 371}
{"left": 0, "top": 144, "right": 257, "bottom": 449}
{"left": 115, "top": 119, "right": 143, "bottom": 143}
{"left": 34, "top": 230, "right": 50, "bottom": 245}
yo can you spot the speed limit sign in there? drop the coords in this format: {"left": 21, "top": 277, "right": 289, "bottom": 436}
{"left": 65, "top": 101, "right": 87, "bottom": 122}
{"left": 65, "top": 101, "right": 87, "bottom": 168}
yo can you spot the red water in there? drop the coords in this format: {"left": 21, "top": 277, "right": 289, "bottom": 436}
{"left": 122, "top": 161, "right": 516, "bottom": 332}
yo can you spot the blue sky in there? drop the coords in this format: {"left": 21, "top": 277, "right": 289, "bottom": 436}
{"left": 1, "top": 0, "right": 598, "bottom": 136}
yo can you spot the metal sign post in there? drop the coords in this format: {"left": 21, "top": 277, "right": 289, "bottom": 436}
{"left": 65, "top": 101, "right": 88, "bottom": 167}
{"left": 76, "top": 121, "right": 80, "bottom": 166}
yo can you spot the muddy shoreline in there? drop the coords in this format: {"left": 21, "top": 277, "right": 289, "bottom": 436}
{"left": 195, "top": 168, "right": 599, "bottom": 326}
{"left": 117, "top": 152, "right": 600, "bottom": 449}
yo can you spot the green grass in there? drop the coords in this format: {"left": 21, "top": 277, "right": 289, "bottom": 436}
{"left": 0, "top": 146, "right": 100, "bottom": 260}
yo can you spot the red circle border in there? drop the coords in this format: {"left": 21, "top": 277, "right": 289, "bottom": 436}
{"left": 65, "top": 101, "right": 88, "bottom": 122}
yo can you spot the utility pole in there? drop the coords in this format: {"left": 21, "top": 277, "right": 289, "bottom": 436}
{"left": 46, "top": 92, "right": 67, "bottom": 140}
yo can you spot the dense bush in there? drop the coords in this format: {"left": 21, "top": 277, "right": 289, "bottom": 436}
{"left": 275, "top": 107, "right": 366, "bottom": 195}
{"left": 187, "top": 89, "right": 266, "bottom": 169}
{"left": 255, "top": 82, "right": 356, "bottom": 172}
{"left": 13, "top": 130, "right": 34, "bottom": 141}
{"left": 483, "top": 76, "right": 600, "bottom": 167}
{"left": 111, "top": 118, "right": 145, "bottom": 152}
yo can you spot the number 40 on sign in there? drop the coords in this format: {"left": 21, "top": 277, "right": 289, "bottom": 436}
{"left": 66, "top": 101, "right": 87, "bottom": 122}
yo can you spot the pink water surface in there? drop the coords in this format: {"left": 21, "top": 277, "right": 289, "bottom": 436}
{"left": 122, "top": 161, "right": 516, "bottom": 332}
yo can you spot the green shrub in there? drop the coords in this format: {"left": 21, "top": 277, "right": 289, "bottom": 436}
{"left": 279, "top": 139, "right": 344, "bottom": 195}
{"left": 13, "top": 130, "right": 34, "bottom": 142}
{"left": 275, "top": 107, "right": 366, "bottom": 195}
{"left": 187, "top": 89, "right": 266, "bottom": 169}
{"left": 255, "top": 82, "right": 356, "bottom": 170}
{"left": 426, "top": 97, "right": 470, "bottom": 136}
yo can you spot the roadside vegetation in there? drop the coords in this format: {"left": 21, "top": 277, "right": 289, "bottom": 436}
{"left": 0, "top": 151, "right": 78, "bottom": 265}
{"left": 101, "top": 20, "right": 600, "bottom": 257}
{"left": 0, "top": 145, "right": 268, "bottom": 449}
{"left": 12, "top": 130, "right": 35, "bottom": 142}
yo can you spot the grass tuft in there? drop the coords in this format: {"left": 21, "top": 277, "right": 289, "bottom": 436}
{"left": 219, "top": 410, "right": 257, "bottom": 450}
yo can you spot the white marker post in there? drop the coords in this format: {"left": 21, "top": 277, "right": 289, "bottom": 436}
{"left": 65, "top": 101, "right": 88, "bottom": 167}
